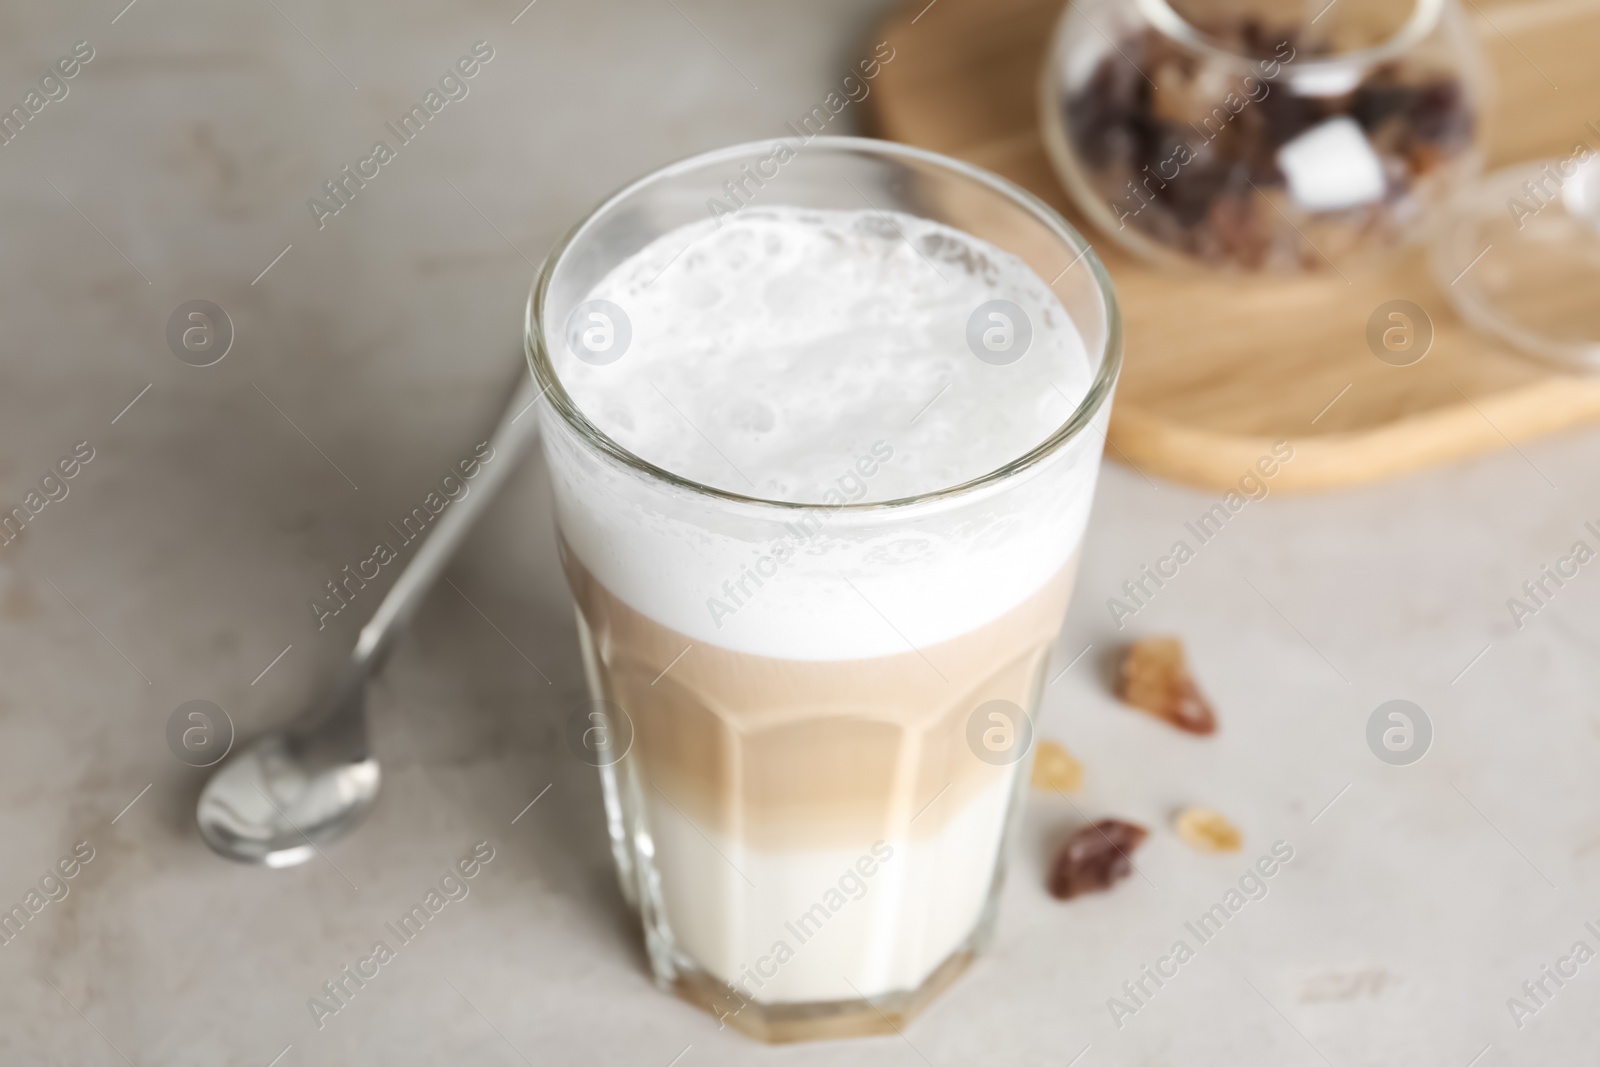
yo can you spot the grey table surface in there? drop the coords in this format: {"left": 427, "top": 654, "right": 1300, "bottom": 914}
{"left": 3, "top": 1, "right": 1599, "bottom": 1064}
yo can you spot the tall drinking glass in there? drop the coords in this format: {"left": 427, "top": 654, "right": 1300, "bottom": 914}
{"left": 526, "top": 137, "right": 1120, "bottom": 1042}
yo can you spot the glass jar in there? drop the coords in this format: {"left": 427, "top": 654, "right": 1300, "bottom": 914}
{"left": 1040, "top": 0, "right": 1490, "bottom": 272}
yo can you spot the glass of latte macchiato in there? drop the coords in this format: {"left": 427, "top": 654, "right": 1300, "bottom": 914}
{"left": 526, "top": 137, "right": 1120, "bottom": 1042}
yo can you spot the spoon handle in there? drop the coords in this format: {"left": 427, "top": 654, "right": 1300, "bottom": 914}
{"left": 352, "top": 364, "right": 545, "bottom": 672}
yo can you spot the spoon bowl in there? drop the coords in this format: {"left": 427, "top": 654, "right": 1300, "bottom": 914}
{"left": 196, "top": 365, "right": 543, "bottom": 866}
{"left": 197, "top": 735, "right": 380, "bottom": 867}
{"left": 198, "top": 664, "right": 379, "bottom": 865}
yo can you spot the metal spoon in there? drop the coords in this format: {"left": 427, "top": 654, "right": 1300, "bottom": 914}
{"left": 197, "top": 366, "right": 545, "bottom": 866}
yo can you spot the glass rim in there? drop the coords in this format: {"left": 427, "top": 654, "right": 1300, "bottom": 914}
{"left": 524, "top": 135, "right": 1123, "bottom": 514}
{"left": 1133, "top": 0, "right": 1445, "bottom": 71}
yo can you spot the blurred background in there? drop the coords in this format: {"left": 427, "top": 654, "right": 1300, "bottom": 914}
{"left": 2, "top": 0, "right": 1599, "bottom": 1063}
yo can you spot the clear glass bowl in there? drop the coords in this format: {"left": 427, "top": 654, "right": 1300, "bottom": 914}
{"left": 1040, "top": 0, "right": 1490, "bottom": 272}
{"left": 1433, "top": 154, "right": 1600, "bottom": 372}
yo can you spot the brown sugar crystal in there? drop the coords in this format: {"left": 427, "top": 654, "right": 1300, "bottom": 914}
{"left": 1175, "top": 807, "right": 1243, "bottom": 853}
{"left": 1031, "top": 740, "right": 1084, "bottom": 793}
{"left": 1048, "top": 819, "right": 1149, "bottom": 900}
{"left": 1117, "top": 637, "right": 1217, "bottom": 735}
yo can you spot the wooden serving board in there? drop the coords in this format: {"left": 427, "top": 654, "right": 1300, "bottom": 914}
{"left": 866, "top": 0, "right": 1600, "bottom": 492}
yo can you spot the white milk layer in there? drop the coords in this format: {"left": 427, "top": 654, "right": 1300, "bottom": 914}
{"left": 646, "top": 768, "right": 1018, "bottom": 1003}
{"left": 544, "top": 206, "right": 1104, "bottom": 660}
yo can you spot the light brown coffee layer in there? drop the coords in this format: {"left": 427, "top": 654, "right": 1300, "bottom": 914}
{"left": 565, "top": 541, "right": 1079, "bottom": 851}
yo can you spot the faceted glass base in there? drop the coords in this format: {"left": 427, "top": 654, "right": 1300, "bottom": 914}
{"left": 671, "top": 946, "right": 978, "bottom": 1043}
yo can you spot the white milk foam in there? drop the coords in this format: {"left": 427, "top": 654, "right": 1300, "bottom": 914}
{"left": 546, "top": 206, "right": 1103, "bottom": 660}
{"left": 556, "top": 206, "right": 1091, "bottom": 503}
